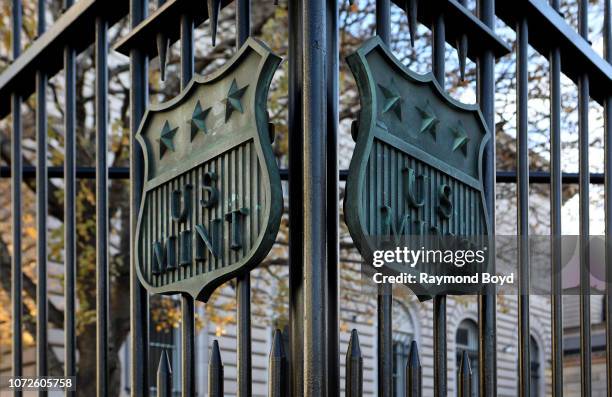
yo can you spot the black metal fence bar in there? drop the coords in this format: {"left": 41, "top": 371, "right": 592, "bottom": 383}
{"left": 302, "top": 0, "right": 328, "bottom": 394}
{"left": 578, "top": 2, "right": 592, "bottom": 396}
{"left": 516, "top": 12, "right": 530, "bottom": 397}
{"left": 288, "top": 0, "right": 304, "bottom": 394}
{"left": 476, "top": 0, "right": 497, "bottom": 394}
{"left": 432, "top": 5, "right": 448, "bottom": 397}
{"left": 156, "top": 350, "right": 172, "bottom": 397}
{"left": 130, "top": 0, "right": 150, "bottom": 395}
{"left": 35, "top": 0, "right": 48, "bottom": 392}
{"left": 235, "top": 1, "right": 253, "bottom": 395}
{"left": 375, "top": 2, "right": 393, "bottom": 396}
{"left": 549, "top": 0, "right": 563, "bottom": 395}
{"left": 209, "top": 340, "right": 224, "bottom": 397}
{"left": 268, "top": 329, "right": 287, "bottom": 397}
{"left": 95, "top": 14, "right": 110, "bottom": 397}
{"left": 605, "top": 2, "right": 612, "bottom": 396}
{"left": 326, "top": 0, "right": 340, "bottom": 394}
{"left": 63, "top": 1, "right": 78, "bottom": 394}
{"left": 406, "top": 341, "right": 421, "bottom": 397}
{"left": 10, "top": 2, "right": 23, "bottom": 396}
{"left": 345, "top": 330, "right": 363, "bottom": 397}
{"left": 179, "top": 10, "right": 195, "bottom": 396}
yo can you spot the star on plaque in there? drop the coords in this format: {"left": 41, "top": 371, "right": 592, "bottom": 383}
{"left": 415, "top": 103, "right": 438, "bottom": 139}
{"left": 224, "top": 78, "right": 249, "bottom": 122}
{"left": 158, "top": 120, "right": 178, "bottom": 159}
{"left": 190, "top": 100, "right": 212, "bottom": 140}
{"left": 378, "top": 82, "right": 402, "bottom": 120}
{"left": 451, "top": 122, "right": 470, "bottom": 155}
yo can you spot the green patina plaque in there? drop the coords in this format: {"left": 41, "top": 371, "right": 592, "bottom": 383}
{"left": 344, "top": 37, "right": 491, "bottom": 297}
{"left": 135, "top": 38, "right": 282, "bottom": 302}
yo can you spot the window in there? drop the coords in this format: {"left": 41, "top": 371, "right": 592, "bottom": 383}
{"left": 530, "top": 336, "right": 541, "bottom": 397}
{"left": 456, "top": 319, "right": 478, "bottom": 397}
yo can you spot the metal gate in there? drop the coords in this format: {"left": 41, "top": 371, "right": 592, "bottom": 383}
{"left": 0, "top": 0, "right": 611, "bottom": 396}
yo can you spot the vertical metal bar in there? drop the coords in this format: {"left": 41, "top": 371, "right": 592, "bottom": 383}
{"left": 235, "top": 2, "right": 252, "bottom": 395}
{"left": 326, "top": 0, "right": 340, "bottom": 394}
{"left": 64, "top": 0, "right": 77, "bottom": 393}
{"left": 516, "top": 15, "right": 531, "bottom": 397}
{"left": 432, "top": 9, "right": 447, "bottom": 397}
{"left": 406, "top": 341, "right": 421, "bottom": 397}
{"left": 35, "top": 2, "right": 48, "bottom": 393}
{"left": 209, "top": 340, "right": 224, "bottom": 397}
{"left": 604, "top": 1, "right": 612, "bottom": 396}
{"left": 376, "top": 0, "right": 390, "bottom": 42}
{"left": 269, "top": 329, "right": 287, "bottom": 397}
{"left": 549, "top": 0, "right": 563, "bottom": 395}
{"left": 578, "top": 2, "right": 592, "bottom": 396}
{"left": 157, "top": 350, "right": 173, "bottom": 397}
{"left": 11, "top": 0, "right": 23, "bottom": 394}
{"left": 302, "top": 0, "right": 328, "bottom": 394}
{"left": 376, "top": 2, "right": 392, "bottom": 396}
{"left": 345, "top": 330, "right": 363, "bottom": 397}
{"left": 179, "top": 13, "right": 195, "bottom": 397}
{"left": 288, "top": 0, "right": 304, "bottom": 394}
{"left": 476, "top": 0, "right": 497, "bottom": 395}
{"left": 130, "top": 0, "right": 149, "bottom": 395}
{"left": 95, "top": 15, "right": 110, "bottom": 397}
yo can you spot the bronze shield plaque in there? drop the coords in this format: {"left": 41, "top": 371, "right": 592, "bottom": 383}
{"left": 135, "top": 38, "right": 282, "bottom": 302}
{"left": 344, "top": 37, "right": 491, "bottom": 297}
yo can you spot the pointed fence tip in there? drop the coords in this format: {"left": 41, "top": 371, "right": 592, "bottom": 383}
{"left": 209, "top": 340, "right": 224, "bottom": 396}
{"left": 460, "top": 350, "right": 472, "bottom": 375}
{"left": 157, "top": 349, "right": 172, "bottom": 374}
{"left": 156, "top": 32, "right": 169, "bottom": 82}
{"left": 458, "top": 34, "right": 468, "bottom": 82}
{"left": 408, "top": 340, "right": 420, "bottom": 367}
{"left": 157, "top": 350, "right": 172, "bottom": 397}
{"left": 347, "top": 329, "right": 362, "bottom": 358}
{"left": 406, "top": 0, "right": 417, "bottom": 48}
{"left": 458, "top": 350, "right": 472, "bottom": 397}
{"left": 207, "top": 0, "right": 221, "bottom": 46}
{"left": 210, "top": 339, "right": 223, "bottom": 365}
{"left": 271, "top": 328, "right": 286, "bottom": 358}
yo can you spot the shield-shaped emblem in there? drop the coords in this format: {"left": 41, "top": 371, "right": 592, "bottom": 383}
{"left": 344, "top": 37, "right": 491, "bottom": 297}
{"left": 135, "top": 38, "right": 283, "bottom": 302}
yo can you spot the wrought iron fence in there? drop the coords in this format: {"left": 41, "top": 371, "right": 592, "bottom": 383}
{"left": 0, "top": 0, "right": 611, "bottom": 396}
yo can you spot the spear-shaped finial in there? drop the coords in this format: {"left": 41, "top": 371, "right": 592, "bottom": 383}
{"left": 405, "top": 0, "right": 418, "bottom": 47}
{"left": 207, "top": 0, "right": 221, "bottom": 46}
{"left": 458, "top": 350, "right": 472, "bottom": 397}
{"left": 345, "top": 329, "right": 363, "bottom": 397}
{"left": 268, "top": 329, "right": 287, "bottom": 397}
{"left": 156, "top": 350, "right": 172, "bottom": 397}
{"left": 156, "top": 32, "right": 169, "bottom": 81}
{"left": 457, "top": 0, "right": 468, "bottom": 81}
{"left": 406, "top": 340, "right": 422, "bottom": 397}
{"left": 209, "top": 340, "right": 224, "bottom": 397}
